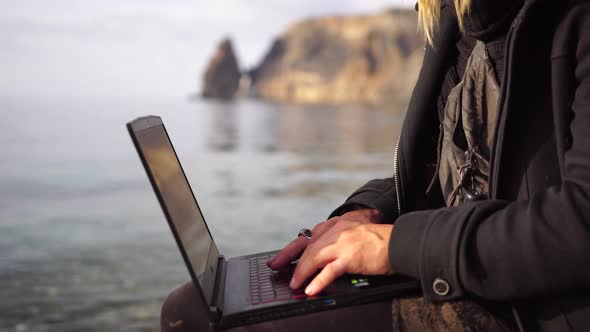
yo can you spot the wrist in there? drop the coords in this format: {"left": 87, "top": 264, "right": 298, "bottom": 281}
{"left": 342, "top": 208, "right": 384, "bottom": 224}
{"left": 365, "top": 223, "right": 395, "bottom": 274}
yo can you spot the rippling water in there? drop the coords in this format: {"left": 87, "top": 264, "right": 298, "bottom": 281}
{"left": 0, "top": 97, "right": 405, "bottom": 331}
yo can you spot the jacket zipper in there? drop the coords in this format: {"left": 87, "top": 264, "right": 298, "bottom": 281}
{"left": 488, "top": 21, "right": 517, "bottom": 198}
{"left": 393, "top": 136, "right": 403, "bottom": 217}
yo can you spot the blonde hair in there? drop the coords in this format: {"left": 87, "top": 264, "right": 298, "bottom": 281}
{"left": 418, "top": 0, "right": 472, "bottom": 45}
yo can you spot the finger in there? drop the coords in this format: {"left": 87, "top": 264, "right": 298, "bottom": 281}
{"left": 267, "top": 240, "right": 302, "bottom": 265}
{"left": 290, "top": 244, "right": 335, "bottom": 289}
{"left": 269, "top": 218, "right": 339, "bottom": 270}
{"left": 305, "top": 258, "right": 347, "bottom": 296}
{"left": 266, "top": 256, "right": 277, "bottom": 265}
{"left": 267, "top": 237, "right": 303, "bottom": 266}
{"left": 269, "top": 219, "right": 336, "bottom": 268}
{"left": 268, "top": 237, "right": 305, "bottom": 268}
{"left": 268, "top": 221, "right": 330, "bottom": 268}
{"left": 268, "top": 236, "right": 308, "bottom": 270}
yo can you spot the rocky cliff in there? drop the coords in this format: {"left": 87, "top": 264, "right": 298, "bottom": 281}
{"left": 201, "top": 8, "right": 424, "bottom": 105}
{"left": 248, "top": 8, "right": 424, "bottom": 105}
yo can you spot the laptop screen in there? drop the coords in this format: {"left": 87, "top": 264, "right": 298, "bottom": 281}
{"left": 131, "top": 119, "right": 219, "bottom": 304}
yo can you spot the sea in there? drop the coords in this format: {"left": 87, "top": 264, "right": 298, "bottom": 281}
{"left": 0, "top": 97, "right": 405, "bottom": 332}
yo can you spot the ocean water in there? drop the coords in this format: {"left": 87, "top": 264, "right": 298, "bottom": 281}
{"left": 0, "top": 97, "right": 405, "bottom": 332}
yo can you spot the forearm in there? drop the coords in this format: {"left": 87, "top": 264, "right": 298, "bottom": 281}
{"left": 389, "top": 182, "right": 590, "bottom": 302}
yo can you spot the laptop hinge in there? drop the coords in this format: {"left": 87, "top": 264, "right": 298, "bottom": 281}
{"left": 210, "top": 255, "right": 227, "bottom": 320}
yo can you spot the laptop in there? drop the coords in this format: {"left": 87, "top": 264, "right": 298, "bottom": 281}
{"left": 127, "top": 115, "right": 418, "bottom": 330}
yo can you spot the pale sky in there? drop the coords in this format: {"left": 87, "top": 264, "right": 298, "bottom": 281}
{"left": 0, "top": 0, "right": 414, "bottom": 100}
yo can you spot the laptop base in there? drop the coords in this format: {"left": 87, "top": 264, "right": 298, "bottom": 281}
{"left": 217, "top": 251, "right": 419, "bottom": 330}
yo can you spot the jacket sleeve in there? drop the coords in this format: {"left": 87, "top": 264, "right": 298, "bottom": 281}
{"left": 389, "top": 4, "right": 590, "bottom": 302}
{"left": 329, "top": 177, "right": 398, "bottom": 223}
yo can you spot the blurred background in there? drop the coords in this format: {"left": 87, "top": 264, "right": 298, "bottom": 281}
{"left": 0, "top": 0, "right": 421, "bottom": 331}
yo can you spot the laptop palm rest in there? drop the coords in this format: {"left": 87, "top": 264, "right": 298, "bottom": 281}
{"left": 223, "top": 258, "right": 250, "bottom": 314}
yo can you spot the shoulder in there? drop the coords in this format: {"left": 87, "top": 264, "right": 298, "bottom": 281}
{"left": 552, "top": 0, "right": 590, "bottom": 59}
{"left": 560, "top": 0, "right": 590, "bottom": 27}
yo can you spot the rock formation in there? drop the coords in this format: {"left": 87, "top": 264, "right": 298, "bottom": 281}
{"left": 202, "top": 38, "right": 241, "bottom": 99}
{"left": 249, "top": 8, "right": 424, "bottom": 105}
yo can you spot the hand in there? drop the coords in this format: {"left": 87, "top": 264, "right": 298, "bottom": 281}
{"left": 266, "top": 209, "right": 384, "bottom": 271}
{"left": 289, "top": 220, "right": 394, "bottom": 296}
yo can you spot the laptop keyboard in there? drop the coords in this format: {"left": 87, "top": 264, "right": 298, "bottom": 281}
{"left": 249, "top": 255, "right": 306, "bottom": 305}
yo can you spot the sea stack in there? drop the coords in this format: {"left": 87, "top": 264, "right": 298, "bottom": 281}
{"left": 202, "top": 38, "right": 241, "bottom": 100}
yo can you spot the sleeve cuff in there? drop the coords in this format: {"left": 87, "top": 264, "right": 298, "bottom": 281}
{"left": 389, "top": 208, "right": 471, "bottom": 302}
{"left": 329, "top": 190, "right": 397, "bottom": 222}
{"left": 388, "top": 211, "right": 430, "bottom": 278}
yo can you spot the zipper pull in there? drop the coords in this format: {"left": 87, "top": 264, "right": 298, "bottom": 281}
{"left": 450, "top": 149, "right": 477, "bottom": 206}
{"left": 465, "top": 149, "right": 474, "bottom": 167}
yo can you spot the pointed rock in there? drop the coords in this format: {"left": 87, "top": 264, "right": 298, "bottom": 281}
{"left": 202, "top": 38, "right": 241, "bottom": 100}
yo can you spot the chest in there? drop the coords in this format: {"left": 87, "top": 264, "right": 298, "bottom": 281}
{"left": 435, "top": 12, "right": 573, "bottom": 202}
{"left": 488, "top": 13, "right": 574, "bottom": 200}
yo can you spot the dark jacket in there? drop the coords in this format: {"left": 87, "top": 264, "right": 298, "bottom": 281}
{"left": 331, "top": 0, "right": 590, "bottom": 330}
